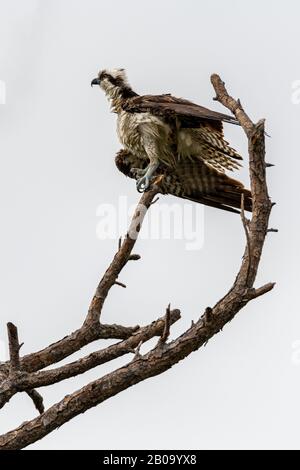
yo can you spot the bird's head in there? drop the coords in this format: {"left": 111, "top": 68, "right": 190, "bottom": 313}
{"left": 91, "top": 68, "right": 129, "bottom": 92}
{"left": 91, "top": 68, "right": 136, "bottom": 111}
{"left": 91, "top": 69, "right": 137, "bottom": 113}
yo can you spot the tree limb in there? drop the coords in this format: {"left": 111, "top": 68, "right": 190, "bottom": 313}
{"left": 84, "top": 186, "right": 160, "bottom": 325}
{"left": 7, "top": 323, "right": 22, "bottom": 374}
{"left": 1, "top": 323, "right": 140, "bottom": 376}
{"left": 26, "top": 389, "right": 45, "bottom": 415}
{"left": 0, "top": 309, "right": 181, "bottom": 397}
{"left": 5, "top": 323, "right": 45, "bottom": 415}
{"left": 0, "top": 187, "right": 160, "bottom": 379}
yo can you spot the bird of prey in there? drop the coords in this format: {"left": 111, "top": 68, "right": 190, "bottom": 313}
{"left": 91, "top": 68, "right": 252, "bottom": 213}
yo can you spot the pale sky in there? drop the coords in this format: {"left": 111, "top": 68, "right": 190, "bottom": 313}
{"left": 0, "top": 0, "right": 299, "bottom": 450}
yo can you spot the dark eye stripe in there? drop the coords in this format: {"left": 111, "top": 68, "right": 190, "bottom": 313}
{"left": 105, "top": 74, "right": 124, "bottom": 87}
{"left": 99, "top": 72, "right": 105, "bottom": 80}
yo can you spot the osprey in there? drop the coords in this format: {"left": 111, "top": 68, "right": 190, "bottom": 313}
{"left": 91, "top": 68, "right": 252, "bottom": 213}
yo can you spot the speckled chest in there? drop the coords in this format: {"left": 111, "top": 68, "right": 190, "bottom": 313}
{"left": 116, "top": 111, "right": 172, "bottom": 159}
{"left": 117, "top": 111, "right": 143, "bottom": 155}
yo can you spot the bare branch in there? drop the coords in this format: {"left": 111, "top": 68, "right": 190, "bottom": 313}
{"left": 4, "top": 324, "right": 45, "bottom": 414}
{"left": 26, "top": 390, "right": 44, "bottom": 415}
{"left": 157, "top": 304, "right": 171, "bottom": 346}
{"left": 0, "top": 188, "right": 160, "bottom": 380}
{"left": 3, "top": 323, "right": 141, "bottom": 375}
{"left": 2, "top": 309, "right": 181, "bottom": 392}
{"left": 84, "top": 186, "right": 160, "bottom": 326}
{"left": 132, "top": 341, "right": 143, "bottom": 362}
{"left": 150, "top": 196, "right": 160, "bottom": 206}
{"left": 240, "top": 193, "right": 251, "bottom": 286}
{"left": 128, "top": 254, "right": 141, "bottom": 261}
{"left": 211, "top": 74, "right": 255, "bottom": 137}
{"left": 245, "top": 283, "right": 276, "bottom": 300}
{"left": 7, "top": 323, "right": 21, "bottom": 374}
{"left": 114, "top": 280, "right": 127, "bottom": 288}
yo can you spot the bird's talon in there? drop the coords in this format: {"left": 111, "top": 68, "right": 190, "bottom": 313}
{"left": 131, "top": 167, "right": 146, "bottom": 178}
{"left": 136, "top": 175, "right": 150, "bottom": 192}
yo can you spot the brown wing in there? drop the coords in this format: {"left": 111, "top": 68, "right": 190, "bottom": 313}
{"left": 122, "top": 94, "right": 239, "bottom": 132}
{"left": 115, "top": 149, "right": 252, "bottom": 214}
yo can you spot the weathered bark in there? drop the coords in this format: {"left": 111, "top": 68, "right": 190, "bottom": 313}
{"left": 0, "top": 75, "right": 275, "bottom": 450}
{"left": 0, "top": 187, "right": 161, "bottom": 412}
{"left": 0, "top": 309, "right": 181, "bottom": 399}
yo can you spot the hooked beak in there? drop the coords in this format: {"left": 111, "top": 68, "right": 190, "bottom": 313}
{"left": 91, "top": 77, "right": 100, "bottom": 87}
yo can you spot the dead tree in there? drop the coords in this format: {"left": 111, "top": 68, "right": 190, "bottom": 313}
{"left": 0, "top": 75, "right": 275, "bottom": 450}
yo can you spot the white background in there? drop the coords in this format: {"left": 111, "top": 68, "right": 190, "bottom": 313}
{"left": 0, "top": 0, "right": 298, "bottom": 450}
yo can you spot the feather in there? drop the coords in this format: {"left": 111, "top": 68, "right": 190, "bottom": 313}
{"left": 122, "top": 94, "right": 239, "bottom": 131}
{"left": 95, "top": 69, "right": 249, "bottom": 211}
{"left": 115, "top": 149, "right": 252, "bottom": 214}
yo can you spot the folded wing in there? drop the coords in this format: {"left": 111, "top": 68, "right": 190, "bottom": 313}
{"left": 122, "top": 94, "right": 239, "bottom": 132}
{"left": 115, "top": 149, "right": 252, "bottom": 214}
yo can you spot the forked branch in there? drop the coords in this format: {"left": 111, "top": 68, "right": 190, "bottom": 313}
{"left": 0, "top": 75, "right": 275, "bottom": 449}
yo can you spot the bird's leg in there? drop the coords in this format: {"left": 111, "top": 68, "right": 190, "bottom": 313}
{"left": 130, "top": 167, "right": 147, "bottom": 178}
{"left": 136, "top": 128, "right": 161, "bottom": 192}
{"left": 136, "top": 162, "right": 159, "bottom": 192}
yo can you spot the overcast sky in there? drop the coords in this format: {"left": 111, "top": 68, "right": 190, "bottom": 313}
{"left": 0, "top": 0, "right": 299, "bottom": 450}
